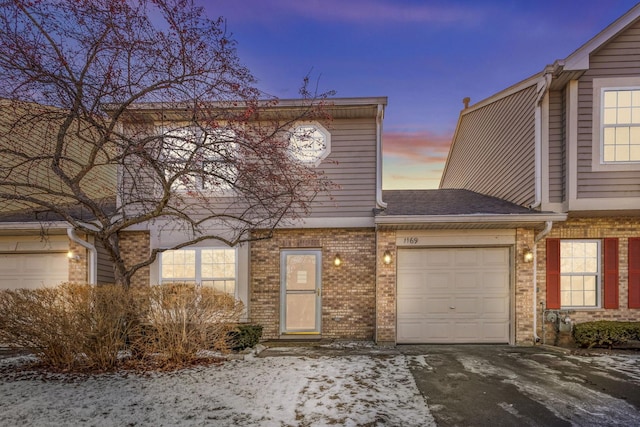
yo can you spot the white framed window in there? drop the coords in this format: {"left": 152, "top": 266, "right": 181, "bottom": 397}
{"left": 160, "top": 247, "right": 237, "bottom": 295}
{"left": 289, "top": 122, "right": 330, "bottom": 166}
{"left": 592, "top": 77, "right": 640, "bottom": 171}
{"left": 601, "top": 89, "right": 640, "bottom": 162}
{"left": 161, "top": 126, "right": 237, "bottom": 191}
{"left": 560, "top": 240, "right": 600, "bottom": 308}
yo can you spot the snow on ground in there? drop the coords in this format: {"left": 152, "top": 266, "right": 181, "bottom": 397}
{"left": 0, "top": 352, "right": 435, "bottom": 427}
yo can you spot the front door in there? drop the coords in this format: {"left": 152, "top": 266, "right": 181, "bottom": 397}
{"left": 281, "top": 250, "right": 321, "bottom": 334}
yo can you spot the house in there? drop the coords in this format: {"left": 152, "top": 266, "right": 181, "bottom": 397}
{"left": 0, "top": 101, "right": 116, "bottom": 289}
{"left": 116, "top": 97, "right": 387, "bottom": 339}
{"left": 425, "top": 4, "right": 640, "bottom": 344}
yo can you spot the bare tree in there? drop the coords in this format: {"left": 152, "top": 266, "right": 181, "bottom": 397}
{"left": 0, "top": 0, "right": 333, "bottom": 287}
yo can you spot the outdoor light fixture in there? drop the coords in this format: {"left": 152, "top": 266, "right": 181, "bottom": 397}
{"left": 333, "top": 254, "right": 342, "bottom": 267}
{"left": 67, "top": 250, "right": 80, "bottom": 261}
{"left": 383, "top": 250, "right": 392, "bottom": 265}
{"left": 523, "top": 248, "right": 534, "bottom": 263}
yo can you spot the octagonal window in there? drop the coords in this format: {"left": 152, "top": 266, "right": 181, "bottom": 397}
{"left": 289, "top": 122, "right": 330, "bottom": 166}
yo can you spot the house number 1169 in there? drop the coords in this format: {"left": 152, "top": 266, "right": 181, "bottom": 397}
{"left": 403, "top": 237, "right": 419, "bottom": 244}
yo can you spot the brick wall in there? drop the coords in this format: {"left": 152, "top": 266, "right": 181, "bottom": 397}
{"left": 375, "top": 230, "right": 396, "bottom": 344}
{"left": 250, "top": 228, "right": 376, "bottom": 340}
{"left": 118, "top": 231, "right": 150, "bottom": 288}
{"left": 515, "top": 228, "right": 535, "bottom": 344}
{"left": 68, "top": 237, "right": 88, "bottom": 283}
{"left": 536, "top": 217, "right": 640, "bottom": 343}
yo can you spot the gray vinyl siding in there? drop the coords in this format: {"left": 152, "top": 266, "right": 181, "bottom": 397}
{"left": 548, "top": 90, "right": 566, "bottom": 203}
{"left": 440, "top": 85, "right": 537, "bottom": 206}
{"left": 576, "top": 20, "right": 640, "bottom": 199}
{"left": 96, "top": 238, "right": 116, "bottom": 284}
{"left": 310, "top": 118, "right": 376, "bottom": 218}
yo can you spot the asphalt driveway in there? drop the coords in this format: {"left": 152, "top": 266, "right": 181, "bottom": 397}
{"left": 398, "top": 345, "right": 640, "bottom": 427}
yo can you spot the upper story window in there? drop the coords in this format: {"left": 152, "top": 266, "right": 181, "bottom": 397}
{"left": 602, "top": 89, "right": 640, "bottom": 163}
{"left": 289, "top": 122, "right": 330, "bottom": 166}
{"left": 560, "top": 240, "right": 600, "bottom": 308}
{"left": 161, "top": 126, "right": 237, "bottom": 191}
{"left": 592, "top": 77, "right": 640, "bottom": 171}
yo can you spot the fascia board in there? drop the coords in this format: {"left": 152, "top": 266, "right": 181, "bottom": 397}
{"left": 374, "top": 213, "right": 567, "bottom": 225}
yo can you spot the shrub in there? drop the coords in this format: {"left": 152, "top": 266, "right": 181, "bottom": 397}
{"left": 572, "top": 321, "right": 640, "bottom": 349}
{"left": 228, "top": 324, "right": 263, "bottom": 351}
{"left": 0, "top": 283, "right": 244, "bottom": 371}
{"left": 130, "top": 284, "right": 244, "bottom": 364}
{"left": 0, "top": 283, "right": 134, "bottom": 370}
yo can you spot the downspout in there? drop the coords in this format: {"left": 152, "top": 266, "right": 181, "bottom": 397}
{"left": 530, "top": 72, "right": 552, "bottom": 209}
{"left": 532, "top": 220, "right": 553, "bottom": 343}
{"left": 67, "top": 228, "right": 97, "bottom": 285}
{"left": 376, "top": 103, "right": 387, "bottom": 209}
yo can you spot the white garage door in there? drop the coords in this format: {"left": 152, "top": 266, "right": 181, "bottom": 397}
{"left": 397, "top": 247, "right": 510, "bottom": 344}
{"left": 0, "top": 236, "right": 69, "bottom": 290}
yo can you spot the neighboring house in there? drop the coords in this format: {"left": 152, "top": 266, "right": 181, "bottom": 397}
{"left": 432, "top": 5, "right": 640, "bottom": 344}
{"left": 0, "top": 101, "right": 117, "bottom": 288}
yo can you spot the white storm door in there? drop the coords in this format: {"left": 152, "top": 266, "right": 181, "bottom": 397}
{"left": 281, "top": 250, "right": 321, "bottom": 334}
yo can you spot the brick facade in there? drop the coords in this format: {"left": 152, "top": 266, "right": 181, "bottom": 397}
{"left": 118, "top": 231, "right": 151, "bottom": 288}
{"left": 536, "top": 217, "right": 640, "bottom": 344}
{"left": 68, "top": 237, "right": 88, "bottom": 283}
{"left": 249, "top": 228, "right": 376, "bottom": 340}
{"left": 375, "top": 230, "right": 397, "bottom": 344}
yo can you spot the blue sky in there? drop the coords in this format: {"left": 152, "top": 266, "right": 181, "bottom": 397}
{"left": 197, "top": 0, "right": 640, "bottom": 189}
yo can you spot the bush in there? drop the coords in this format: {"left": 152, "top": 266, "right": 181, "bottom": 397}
{"left": 0, "top": 283, "right": 135, "bottom": 370}
{"left": 133, "top": 284, "right": 244, "bottom": 364}
{"left": 0, "top": 283, "right": 244, "bottom": 371}
{"left": 228, "top": 324, "right": 263, "bottom": 351}
{"left": 572, "top": 321, "right": 640, "bottom": 349}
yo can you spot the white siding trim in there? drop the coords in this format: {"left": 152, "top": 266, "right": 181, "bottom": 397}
{"left": 395, "top": 229, "right": 515, "bottom": 247}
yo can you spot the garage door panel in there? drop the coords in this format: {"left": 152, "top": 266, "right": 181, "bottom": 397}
{"left": 0, "top": 253, "right": 68, "bottom": 289}
{"left": 397, "top": 247, "right": 510, "bottom": 344}
{"left": 483, "top": 297, "right": 509, "bottom": 316}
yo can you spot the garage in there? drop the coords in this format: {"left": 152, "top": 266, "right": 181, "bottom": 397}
{"left": 0, "top": 236, "right": 69, "bottom": 289}
{"left": 397, "top": 247, "right": 510, "bottom": 344}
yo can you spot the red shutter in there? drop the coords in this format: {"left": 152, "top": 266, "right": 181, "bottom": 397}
{"left": 629, "top": 238, "right": 640, "bottom": 309}
{"left": 546, "top": 238, "right": 561, "bottom": 309}
{"left": 603, "top": 238, "right": 619, "bottom": 309}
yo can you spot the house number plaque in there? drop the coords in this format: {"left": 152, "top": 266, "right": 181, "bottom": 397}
{"left": 402, "top": 237, "right": 419, "bottom": 245}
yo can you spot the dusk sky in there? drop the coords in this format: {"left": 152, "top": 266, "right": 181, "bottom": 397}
{"left": 197, "top": 1, "right": 640, "bottom": 189}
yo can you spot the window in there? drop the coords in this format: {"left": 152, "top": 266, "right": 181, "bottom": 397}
{"left": 160, "top": 248, "right": 236, "bottom": 295}
{"left": 289, "top": 122, "right": 330, "bottom": 166}
{"left": 592, "top": 77, "right": 640, "bottom": 171}
{"left": 601, "top": 89, "right": 640, "bottom": 162}
{"left": 560, "top": 240, "right": 600, "bottom": 308}
{"left": 161, "top": 126, "right": 237, "bottom": 191}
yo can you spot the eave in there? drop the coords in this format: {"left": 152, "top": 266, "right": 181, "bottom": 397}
{"left": 375, "top": 213, "right": 567, "bottom": 231}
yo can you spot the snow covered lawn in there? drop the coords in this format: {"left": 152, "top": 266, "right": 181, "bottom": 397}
{"left": 0, "top": 350, "right": 435, "bottom": 426}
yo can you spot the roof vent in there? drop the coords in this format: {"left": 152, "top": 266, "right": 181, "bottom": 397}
{"left": 463, "top": 97, "right": 471, "bottom": 109}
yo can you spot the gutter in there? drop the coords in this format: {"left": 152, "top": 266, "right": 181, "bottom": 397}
{"left": 532, "top": 221, "right": 554, "bottom": 343}
{"left": 374, "top": 213, "right": 567, "bottom": 225}
{"left": 67, "top": 228, "right": 97, "bottom": 285}
{"left": 376, "top": 103, "right": 387, "bottom": 209}
{"left": 530, "top": 71, "right": 553, "bottom": 209}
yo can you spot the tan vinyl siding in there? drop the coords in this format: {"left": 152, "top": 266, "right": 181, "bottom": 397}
{"left": 548, "top": 90, "right": 566, "bottom": 203}
{"left": 441, "top": 85, "right": 537, "bottom": 206}
{"left": 310, "top": 118, "right": 376, "bottom": 218}
{"left": 576, "top": 20, "right": 640, "bottom": 199}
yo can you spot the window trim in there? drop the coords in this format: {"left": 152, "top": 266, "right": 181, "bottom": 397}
{"left": 592, "top": 77, "right": 640, "bottom": 172}
{"left": 559, "top": 239, "right": 601, "bottom": 309}
{"left": 289, "top": 121, "right": 331, "bottom": 167}
{"left": 159, "top": 247, "right": 238, "bottom": 296}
